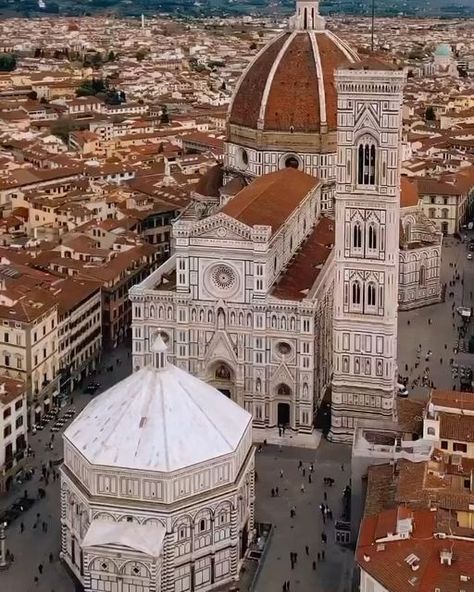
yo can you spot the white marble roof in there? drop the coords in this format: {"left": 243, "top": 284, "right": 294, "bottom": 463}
{"left": 64, "top": 356, "right": 251, "bottom": 473}
{"left": 82, "top": 520, "right": 165, "bottom": 557}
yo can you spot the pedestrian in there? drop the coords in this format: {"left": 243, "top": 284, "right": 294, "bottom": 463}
{"left": 341, "top": 463, "right": 344, "bottom": 471}
{"left": 34, "top": 577, "right": 38, "bottom": 585}
{"left": 275, "top": 486, "right": 279, "bottom": 496}
{"left": 321, "top": 532, "right": 327, "bottom": 544}
{"left": 280, "top": 469, "right": 284, "bottom": 478}
{"left": 271, "top": 488, "right": 275, "bottom": 497}
{"left": 317, "top": 552, "right": 321, "bottom": 561}
{"left": 20, "top": 522, "right": 24, "bottom": 533}
{"left": 49, "top": 553, "right": 53, "bottom": 563}
{"left": 308, "top": 473, "right": 312, "bottom": 484}
{"left": 300, "top": 483, "right": 305, "bottom": 493}
{"left": 38, "top": 564, "right": 43, "bottom": 575}
{"left": 322, "top": 549, "right": 325, "bottom": 560}
{"left": 298, "top": 460, "right": 302, "bottom": 469}
{"left": 312, "top": 560, "right": 316, "bottom": 570}
{"left": 305, "top": 545, "right": 309, "bottom": 555}
{"left": 286, "top": 581, "right": 290, "bottom": 591}
{"left": 294, "top": 552, "right": 298, "bottom": 563}
{"left": 302, "top": 468, "right": 306, "bottom": 477}
{"left": 323, "top": 491, "right": 327, "bottom": 501}
{"left": 310, "top": 463, "right": 314, "bottom": 472}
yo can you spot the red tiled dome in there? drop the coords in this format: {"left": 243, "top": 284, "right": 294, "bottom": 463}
{"left": 229, "top": 30, "right": 358, "bottom": 134}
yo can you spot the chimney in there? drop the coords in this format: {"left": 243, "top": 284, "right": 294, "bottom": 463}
{"left": 440, "top": 550, "right": 453, "bottom": 566}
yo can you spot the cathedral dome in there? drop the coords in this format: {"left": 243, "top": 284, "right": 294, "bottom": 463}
{"left": 228, "top": 2, "right": 358, "bottom": 137}
{"left": 64, "top": 337, "right": 252, "bottom": 473}
{"left": 434, "top": 43, "right": 452, "bottom": 57}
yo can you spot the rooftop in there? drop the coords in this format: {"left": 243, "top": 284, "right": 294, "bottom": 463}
{"left": 271, "top": 216, "right": 334, "bottom": 301}
{"left": 220, "top": 168, "right": 319, "bottom": 236}
{"left": 64, "top": 346, "right": 252, "bottom": 473}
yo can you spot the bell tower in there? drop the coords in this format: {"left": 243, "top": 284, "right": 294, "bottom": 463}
{"left": 330, "top": 59, "right": 406, "bottom": 442}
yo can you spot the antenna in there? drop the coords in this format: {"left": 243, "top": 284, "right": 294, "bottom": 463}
{"left": 370, "top": 0, "right": 375, "bottom": 53}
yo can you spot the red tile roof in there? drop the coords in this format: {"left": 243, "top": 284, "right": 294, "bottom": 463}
{"left": 271, "top": 216, "right": 334, "bottom": 301}
{"left": 220, "top": 168, "right": 319, "bottom": 235}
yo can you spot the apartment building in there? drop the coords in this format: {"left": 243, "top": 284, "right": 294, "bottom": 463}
{"left": 0, "top": 376, "right": 27, "bottom": 493}
{"left": 0, "top": 264, "right": 59, "bottom": 425}
{"left": 423, "top": 388, "right": 474, "bottom": 457}
{"left": 356, "top": 389, "right": 474, "bottom": 592}
{"left": 55, "top": 278, "right": 102, "bottom": 396}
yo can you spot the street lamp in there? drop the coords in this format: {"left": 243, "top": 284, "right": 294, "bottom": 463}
{"left": 0, "top": 521, "right": 9, "bottom": 570}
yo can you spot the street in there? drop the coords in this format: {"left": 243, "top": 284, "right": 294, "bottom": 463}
{"left": 0, "top": 341, "right": 132, "bottom": 592}
{"left": 398, "top": 233, "right": 474, "bottom": 403}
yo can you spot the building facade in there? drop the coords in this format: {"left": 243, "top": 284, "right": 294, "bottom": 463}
{"left": 57, "top": 278, "right": 102, "bottom": 395}
{"left": 0, "top": 269, "right": 59, "bottom": 426}
{"left": 0, "top": 375, "right": 27, "bottom": 493}
{"left": 131, "top": 169, "right": 335, "bottom": 440}
{"left": 61, "top": 338, "right": 255, "bottom": 592}
{"left": 398, "top": 181, "right": 442, "bottom": 310}
{"left": 330, "top": 61, "right": 406, "bottom": 442}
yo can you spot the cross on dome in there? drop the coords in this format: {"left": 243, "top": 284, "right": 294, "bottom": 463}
{"left": 290, "top": 0, "right": 326, "bottom": 31}
{"left": 151, "top": 332, "right": 168, "bottom": 371}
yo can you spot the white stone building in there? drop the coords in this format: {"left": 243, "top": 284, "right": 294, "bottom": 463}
{"left": 131, "top": 1, "right": 440, "bottom": 443}
{"left": 131, "top": 168, "right": 334, "bottom": 439}
{"left": 398, "top": 178, "right": 442, "bottom": 310}
{"left": 60, "top": 337, "right": 255, "bottom": 592}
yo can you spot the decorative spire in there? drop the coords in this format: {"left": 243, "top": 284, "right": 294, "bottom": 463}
{"left": 289, "top": 0, "right": 326, "bottom": 31}
{"left": 151, "top": 333, "right": 168, "bottom": 371}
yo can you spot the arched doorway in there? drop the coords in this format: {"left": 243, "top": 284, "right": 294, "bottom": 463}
{"left": 277, "top": 402, "right": 290, "bottom": 426}
{"left": 209, "top": 362, "right": 235, "bottom": 400}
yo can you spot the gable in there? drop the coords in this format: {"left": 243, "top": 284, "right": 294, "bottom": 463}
{"left": 190, "top": 213, "right": 252, "bottom": 241}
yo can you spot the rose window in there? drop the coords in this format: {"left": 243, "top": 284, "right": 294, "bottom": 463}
{"left": 210, "top": 265, "right": 236, "bottom": 291}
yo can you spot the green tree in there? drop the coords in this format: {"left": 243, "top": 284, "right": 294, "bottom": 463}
{"left": 0, "top": 53, "right": 17, "bottom": 72}
{"left": 425, "top": 106, "right": 436, "bottom": 121}
{"left": 135, "top": 49, "right": 147, "bottom": 61}
{"left": 27, "top": 90, "right": 38, "bottom": 100}
{"left": 160, "top": 105, "right": 170, "bottom": 124}
{"left": 51, "top": 118, "right": 75, "bottom": 142}
{"left": 107, "top": 50, "right": 116, "bottom": 62}
{"left": 249, "top": 42, "right": 257, "bottom": 50}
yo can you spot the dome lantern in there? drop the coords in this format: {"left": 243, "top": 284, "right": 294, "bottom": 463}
{"left": 151, "top": 333, "right": 168, "bottom": 371}
{"left": 290, "top": 0, "right": 325, "bottom": 31}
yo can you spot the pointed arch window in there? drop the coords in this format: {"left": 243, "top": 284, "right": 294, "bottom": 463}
{"left": 367, "top": 283, "right": 377, "bottom": 307}
{"left": 353, "top": 223, "right": 362, "bottom": 249}
{"left": 367, "top": 225, "right": 377, "bottom": 250}
{"left": 419, "top": 265, "right": 426, "bottom": 287}
{"left": 358, "top": 136, "right": 377, "bottom": 185}
{"left": 352, "top": 281, "right": 361, "bottom": 305}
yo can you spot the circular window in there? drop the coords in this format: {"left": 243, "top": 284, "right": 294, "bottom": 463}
{"left": 210, "top": 264, "right": 237, "bottom": 291}
{"left": 285, "top": 156, "right": 300, "bottom": 169}
{"left": 277, "top": 342, "right": 291, "bottom": 355}
{"left": 240, "top": 148, "right": 249, "bottom": 168}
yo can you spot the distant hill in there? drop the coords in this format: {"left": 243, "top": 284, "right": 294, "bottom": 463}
{"left": 3, "top": 0, "right": 474, "bottom": 18}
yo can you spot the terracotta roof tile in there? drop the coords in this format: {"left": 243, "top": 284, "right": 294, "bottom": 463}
{"left": 220, "top": 168, "right": 319, "bottom": 234}
{"left": 229, "top": 33, "right": 290, "bottom": 129}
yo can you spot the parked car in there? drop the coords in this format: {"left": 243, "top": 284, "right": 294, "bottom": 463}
{"left": 467, "top": 253, "right": 473, "bottom": 260}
